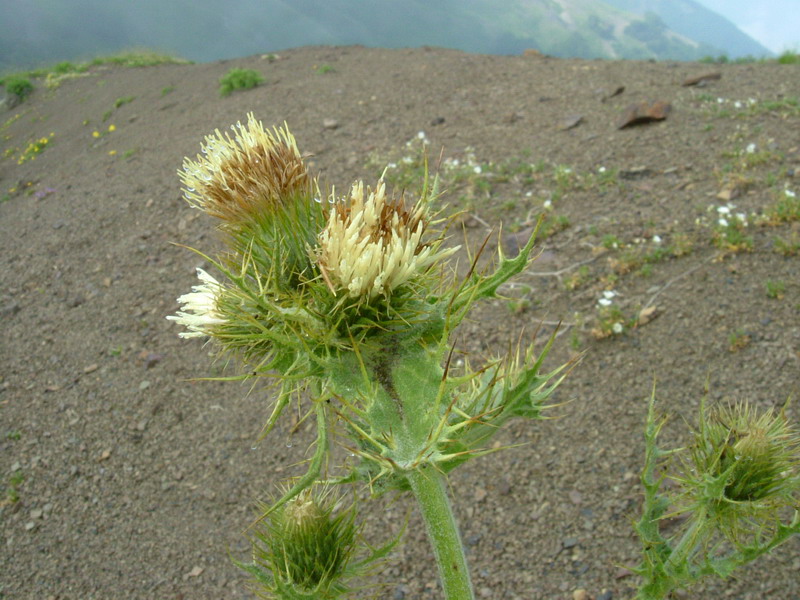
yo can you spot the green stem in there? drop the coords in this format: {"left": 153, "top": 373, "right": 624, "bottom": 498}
{"left": 407, "top": 467, "right": 474, "bottom": 600}
{"left": 665, "top": 510, "right": 705, "bottom": 574}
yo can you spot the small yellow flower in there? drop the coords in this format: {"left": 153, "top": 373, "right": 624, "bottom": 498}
{"left": 108, "top": 150, "right": 117, "bottom": 156}
{"left": 108, "top": 124, "right": 116, "bottom": 132}
{"left": 92, "top": 131, "right": 101, "bottom": 138}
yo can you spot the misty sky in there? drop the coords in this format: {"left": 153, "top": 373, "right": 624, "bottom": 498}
{"left": 695, "top": 0, "right": 799, "bottom": 53}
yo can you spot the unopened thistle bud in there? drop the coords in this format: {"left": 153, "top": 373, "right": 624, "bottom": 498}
{"left": 180, "top": 113, "right": 312, "bottom": 225}
{"left": 252, "top": 487, "right": 358, "bottom": 597}
{"left": 316, "top": 178, "right": 454, "bottom": 300}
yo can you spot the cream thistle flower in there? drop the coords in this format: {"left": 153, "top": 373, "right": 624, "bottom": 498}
{"left": 316, "top": 178, "right": 453, "bottom": 300}
{"left": 179, "top": 112, "right": 312, "bottom": 225}
{"left": 167, "top": 268, "right": 225, "bottom": 338}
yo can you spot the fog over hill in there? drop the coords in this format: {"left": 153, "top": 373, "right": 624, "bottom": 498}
{"left": 0, "top": 0, "right": 772, "bottom": 72}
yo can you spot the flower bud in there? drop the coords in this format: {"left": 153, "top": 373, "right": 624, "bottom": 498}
{"left": 253, "top": 487, "right": 358, "bottom": 596}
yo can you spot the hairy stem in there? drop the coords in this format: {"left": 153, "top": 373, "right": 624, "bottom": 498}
{"left": 407, "top": 467, "right": 474, "bottom": 600}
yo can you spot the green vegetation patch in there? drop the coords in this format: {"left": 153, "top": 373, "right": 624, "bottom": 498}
{"left": 2, "top": 75, "right": 34, "bottom": 103}
{"left": 219, "top": 68, "right": 264, "bottom": 97}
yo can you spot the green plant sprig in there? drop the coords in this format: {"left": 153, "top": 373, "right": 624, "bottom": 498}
{"left": 635, "top": 392, "right": 800, "bottom": 599}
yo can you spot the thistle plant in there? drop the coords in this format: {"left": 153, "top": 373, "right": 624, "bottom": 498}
{"left": 635, "top": 393, "right": 800, "bottom": 599}
{"left": 169, "top": 113, "right": 572, "bottom": 598}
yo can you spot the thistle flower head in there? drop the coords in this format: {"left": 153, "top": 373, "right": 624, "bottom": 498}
{"left": 681, "top": 400, "right": 800, "bottom": 542}
{"left": 699, "top": 402, "right": 799, "bottom": 503}
{"left": 180, "top": 113, "right": 312, "bottom": 224}
{"left": 316, "top": 178, "right": 454, "bottom": 300}
{"left": 166, "top": 268, "right": 225, "bottom": 338}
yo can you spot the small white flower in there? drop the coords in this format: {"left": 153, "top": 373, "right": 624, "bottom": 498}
{"left": 598, "top": 166, "right": 606, "bottom": 173}
{"left": 473, "top": 165, "right": 482, "bottom": 174}
{"left": 785, "top": 189, "right": 796, "bottom": 198}
{"left": 736, "top": 212, "right": 747, "bottom": 224}
{"left": 598, "top": 298, "right": 613, "bottom": 307}
{"left": 543, "top": 199, "right": 552, "bottom": 209}
{"left": 734, "top": 101, "right": 743, "bottom": 109}
{"left": 603, "top": 290, "right": 618, "bottom": 300}
{"left": 167, "top": 268, "right": 225, "bottom": 338}
{"left": 612, "top": 322, "right": 624, "bottom": 334}
{"left": 746, "top": 143, "right": 757, "bottom": 154}
{"left": 417, "top": 131, "right": 426, "bottom": 140}
{"left": 717, "top": 205, "right": 731, "bottom": 215}
{"left": 652, "top": 235, "right": 662, "bottom": 244}
{"left": 717, "top": 97, "right": 725, "bottom": 104}
{"left": 718, "top": 217, "right": 729, "bottom": 227}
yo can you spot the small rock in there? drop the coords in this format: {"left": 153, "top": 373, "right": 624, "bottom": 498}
{"left": 637, "top": 305, "right": 659, "bottom": 326}
{"left": 716, "top": 187, "right": 739, "bottom": 201}
{"left": 479, "top": 586, "right": 493, "bottom": 598}
{"left": 139, "top": 380, "right": 151, "bottom": 391}
{"left": 600, "top": 85, "right": 625, "bottom": 102}
{"left": 1, "top": 302, "right": 20, "bottom": 317}
{"left": 11, "top": 461, "right": 21, "bottom": 472}
{"left": 430, "top": 116, "right": 445, "bottom": 126}
{"left": 617, "top": 100, "right": 671, "bottom": 129}
{"left": 466, "top": 533, "right": 482, "bottom": 546}
{"left": 597, "top": 591, "right": 613, "bottom": 600}
{"left": 98, "top": 449, "right": 111, "bottom": 462}
{"left": 573, "top": 589, "right": 591, "bottom": 600}
{"left": 67, "top": 295, "right": 85, "bottom": 308}
{"left": 24, "top": 521, "right": 37, "bottom": 531}
{"left": 83, "top": 363, "right": 99, "bottom": 374}
{"left": 30, "top": 508, "right": 43, "bottom": 520}
{"left": 562, "top": 537, "right": 579, "bottom": 549}
{"left": 568, "top": 489, "right": 582, "bottom": 505}
{"left": 322, "top": 118, "right": 339, "bottom": 130}
{"left": 474, "top": 487, "right": 487, "bottom": 502}
{"left": 560, "top": 114, "right": 584, "bottom": 131}
{"left": 682, "top": 72, "right": 721, "bottom": 87}
{"left": 186, "top": 565, "right": 204, "bottom": 578}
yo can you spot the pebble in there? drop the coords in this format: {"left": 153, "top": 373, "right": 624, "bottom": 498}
{"left": 30, "top": 508, "right": 43, "bottom": 520}
{"left": 139, "top": 381, "right": 150, "bottom": 391}
{"left": 573, "top": 590, "right": 590, "bottom": 600}
{"left": 323, "top": 118, "right": 339, "bottom": 129}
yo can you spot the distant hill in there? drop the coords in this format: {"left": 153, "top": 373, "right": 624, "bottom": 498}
{"left": 0, "top": 0, "right": 771, "bottom": 73}
{"left": 602, "top": 0, "right": 773, "bottom": 58}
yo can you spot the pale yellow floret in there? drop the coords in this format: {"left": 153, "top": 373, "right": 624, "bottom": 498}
{"left": 316, "top": 179, "right": 453, "bottom": 299}
{"left": 166, "top": 268, "right": 226, "bottom": 338}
